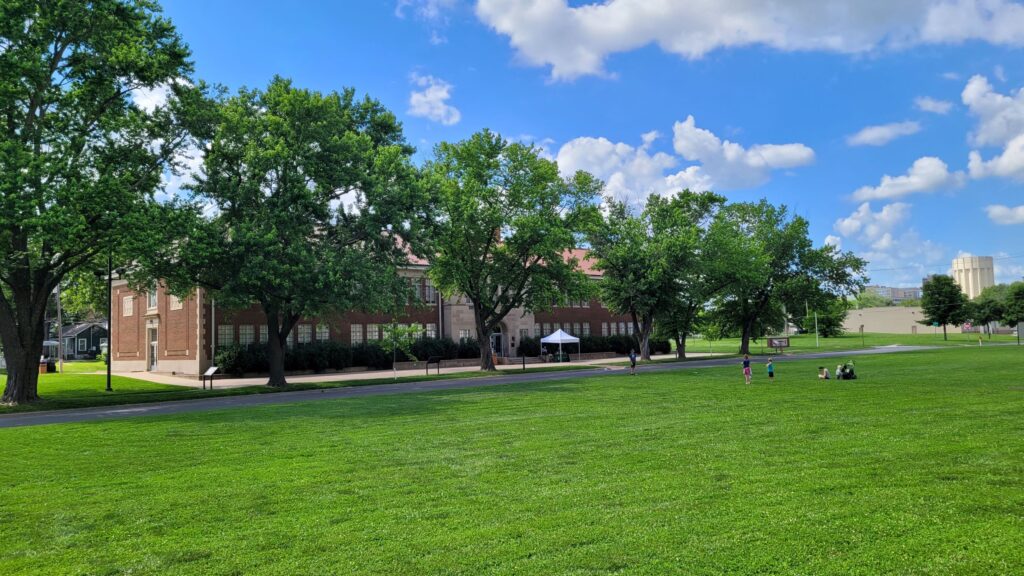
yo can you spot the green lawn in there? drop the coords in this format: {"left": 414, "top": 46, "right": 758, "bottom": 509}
{"left": 1, "top": 346, "right": 1022, "bottom": 574}
{"left": 0, "top": 364, "right": 596, "bottom": 414}
{"left": 684, "top": 331, "right": 1018, "bottom": 356}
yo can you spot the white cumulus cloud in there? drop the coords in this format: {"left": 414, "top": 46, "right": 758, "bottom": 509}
{"left": 963, "top": 74, "right": 1024, "bottom": 180}
{"left": 915, "top": 96, "right": 953, "bottom": 114}
{"left": 834, "top": 202, "right": 945, "bottom": 285}
{"left": 408, "top": 73, "right": 461, "bottom": 126}
{"left": 475, "top": 0, "right": 1024, "bottom": 80}
{"left": 671, "top": 116, "right": 815, "bottom": 189}
{"left": 847, "top": 121, "right": 921, "bottom": 146}
{"left": 852, "top": 156, "right": 964, "bottom": 201}
{"left": 985, "top": 204, "right": 1024, "bottom": 225}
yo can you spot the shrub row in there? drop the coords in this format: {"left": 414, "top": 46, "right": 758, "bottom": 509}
{"left": 517, "top": 335, "right": 670, "bottom": 357}
{"left": 214, "top": 337, "right": 482, "bottom": 376}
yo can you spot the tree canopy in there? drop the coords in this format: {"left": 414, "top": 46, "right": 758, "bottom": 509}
{"left": 0, "top": 0, "right": 192, "bottom": 404}
{"left": 920, "top": 275, "right": 969, "bottom": 340}
{"left": 162, "top": 76, "right": 428, "bottom": 387}
{"left": 423, "top": 130, "right": 601, "bottom": 370}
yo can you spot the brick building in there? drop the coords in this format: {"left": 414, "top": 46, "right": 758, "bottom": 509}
{"left": 110, "top": 250, "right": 632, "bottom": 377}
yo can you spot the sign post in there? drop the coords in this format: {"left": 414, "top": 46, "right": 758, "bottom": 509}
{"left": 766, "top": 337, "right": 790, "bottom": 355}
{"left": 202, "top": 366, "right": 218, "bottom": 390}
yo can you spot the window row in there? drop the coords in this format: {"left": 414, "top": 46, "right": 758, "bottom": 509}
{"left": 534, "top": 322, "right": 593, "bottom": 337}
{"left": 216, "top": 323, "right": 440, "bottom": 347}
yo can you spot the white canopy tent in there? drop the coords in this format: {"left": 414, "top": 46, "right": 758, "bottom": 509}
{"left": 540, "top": 329, "right": 580, "bottom": 362}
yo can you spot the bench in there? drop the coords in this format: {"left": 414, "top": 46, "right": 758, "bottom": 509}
{"left": 425, "top": 356, "right": 442, "bottom": 375}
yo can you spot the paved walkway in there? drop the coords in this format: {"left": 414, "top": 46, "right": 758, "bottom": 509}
{"left": 110, "top": 352, "right": 716, "bottom": 389}
{"left": 0, "top": 346, "right": 938, "bottom": 428}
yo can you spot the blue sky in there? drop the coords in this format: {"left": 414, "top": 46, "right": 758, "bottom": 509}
{"left": 160, "top": 0, "right": 1024, "bottom": 287}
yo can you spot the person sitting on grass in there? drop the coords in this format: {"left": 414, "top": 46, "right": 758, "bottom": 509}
{"left": 818, "top": 366, "right": 830, "bottom": 380}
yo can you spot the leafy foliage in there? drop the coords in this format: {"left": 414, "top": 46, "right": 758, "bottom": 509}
{"left": 0, "top": 0, "right": 193, "bottom": 403}
{"left": 920, "top": 275, "right": 969, "bottom": 340}
{"left": 423, "top": 130, "right": 601, "bottom": 370}
{"left": 163, "top": 77, "right": 427, "bottom": 386}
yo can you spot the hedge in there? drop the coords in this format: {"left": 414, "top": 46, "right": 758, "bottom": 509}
{"left": 214, "top": 337, "right": 483, "bottom": 376}
{"left": 517, "top": 334, "right": 670, "bottom": 357}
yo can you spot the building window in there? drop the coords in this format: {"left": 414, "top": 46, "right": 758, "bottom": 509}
{"left": 627, "top": 322, "right": 634, "bottom": 335}
{"left": 618, "top": 322, "right": 626, "bottom": 335}
{"left": 366, "top": 324, "right": 379, "bottom": 341}
{"left": 543, "top": 323, "right": 551, "bottom": 336}
{"left": 260, "top": 325, "right": 268, "bottom": 343}
{"left": 426, "top": 323, "right": 437, "bottom": 339}
{"left": 316, "top": 323, "right": 330, "bottom": 341}
{"left": 582, "top": 299, "right": 590, "bottom": 308}
{"left": 298, "top": 324, "right": 312, "bottom": 344}
{"left": 122, "top": 296, "right": 134, "bottom": 317}
{"left": 147, "top": 286, "right": 158, "bottom": 310}
{"left": 351, "top": 324, "right": 363, "bottom": 344}
{"left": 519, "top": 328, "right": 529, "bottom": 343}
{"left": 169, "top": 294, "right": 183, "bottom": 311}
{"left": 286, "top": 329, "right": 294, "bottom": 349}
{"left": 533, "top": 324, "right": 540, "bottom": 337}
{"left": 573, "top": 322, "right": 581, "bottom": 336}
{"left": 239, "top": 325, "right": 255, "bottom": 346}
{"left": 410, "top": 278, "right": 422, "bottom": 303}
{"left": 425, "top": 280, "right": 437, "bottom": 304}
{"left": 78, "top": 338, "right": 87, "bottom": 352}
{"left": 582, "top": 323, "right": 591, "bottom": 337}
{"left": 217, "top": 325, "right": 234, "bottom": 346}
{"left": 602, "top": 322, "right": 609, "bottom": 336}
{"left": 459, "top": 329, "right": 471, "bottom": 342}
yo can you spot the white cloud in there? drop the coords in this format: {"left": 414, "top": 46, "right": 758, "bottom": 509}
{"left": 847, "top": 121, "right": 921, "bottom": 146}
{"left": 824, "top": 234, "right": 843, "bottom": 250}
{"left": 671, "top": 115, "right": 814, "bottom": 189}
{"left": 408, "top": 73, "right": 461, "bottom": 126}
{"left": 994, "top": 64, "right": 1007, "bottom": 82}
{"left": 396, "top": 0, "right": 456, "bottom": 21}
{"left": 555, "top": 117, "right": 812, "bottom": 204}
{"left": 834, "top": 202, "right": 946, "bottom": 285}
{"left": 961, "top": 74, "right": 1024, "bottom": 147}
{"left": 942, "top": 71, "right": 962, "bottom": 81}
{"left": 475, "top": 0, "right": 1024, "bottom": 80}
{"left": 963, "top": 75, "right": 1024, "bottom": 180}
{"left": 556, "top": 132, "right": 711, "bottom": 206}
{"left": 994, "top": 252, "right": 1024, "bottom": 283}
{"left": 834, "top": 202, "right": 911, "bottom": 242}
{"left": 852, "top": 156, "right": 964, "bottom": 201}
{"left": 133, "top": 84, "right": 171, "bottom": 113}
{"left": 985, "top": 204, "right": 1024, "bottom": 225}
{"left": 915, "top": 96, "right": 953, "bottom": 114}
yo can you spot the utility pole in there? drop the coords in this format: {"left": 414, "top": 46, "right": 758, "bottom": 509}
{"left": 56, "top": 285, "right": 64, "bottom": 374}
{"left": 105, "top": 252, "right": 112, "bottom": 392}
{"left": 814, "top": 310, "right": 820, "bottom": 349}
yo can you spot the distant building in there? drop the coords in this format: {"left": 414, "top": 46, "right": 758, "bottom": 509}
{"left": 864, "top": 285, "right": 921, "bottom": 303}
{"left": 951, "top": 255, "right": 995, "bottom": 299}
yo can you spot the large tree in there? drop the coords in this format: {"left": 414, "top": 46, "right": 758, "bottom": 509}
{"left": 165, "top": 77, "right": 427, "bottom": 387}
{"left": 424, "top": 130, "right": 601, "bottom": 370}
{"left": 969, "top": 285, "right": 1007, "bottom": 339}
{"left": 646, "top": 191, "right": 742, "bottom": 359}
{"left": 920, "top": 275, "right": 969, "bottom": 341}
{"left": 1000, "top": 282, "right": 1024, "bottom": 346}
{"left": 0, "top": 0, "right": 192, "bottom": 404}
{"left": 588, "top": 191, "right": 733, "bottom": 360}
{"left": 712, "top": 200, "right": 866, "bottom": 354}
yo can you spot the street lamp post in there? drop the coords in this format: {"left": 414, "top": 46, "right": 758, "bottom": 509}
{"left": 105, "top": 253, "right": 112, "bottom": 392}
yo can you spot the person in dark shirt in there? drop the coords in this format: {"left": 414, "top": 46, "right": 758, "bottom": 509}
{"left": 628, "top": 349, "right": 637, "bottom": 375}
{"left": 742, "top": 354, "right": 752, "bottom": 384}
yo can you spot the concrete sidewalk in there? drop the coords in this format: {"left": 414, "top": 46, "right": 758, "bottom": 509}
{"left": 114, "top": 352, "right": 724, "bottom": 389}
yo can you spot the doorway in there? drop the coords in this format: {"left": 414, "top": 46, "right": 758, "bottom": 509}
{"left": 490, "top": 327, "right": 503, "bottom": 358}
{"left": 147, "top": 327, "right": 158, "bottom": 371}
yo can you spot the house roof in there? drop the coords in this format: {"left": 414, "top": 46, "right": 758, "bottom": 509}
{"left": 61, "top": 322, "right": 107, "bottom": 338}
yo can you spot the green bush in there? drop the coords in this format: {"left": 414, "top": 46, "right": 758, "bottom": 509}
{"left": 457, "top": 338, "right": 480, "bottom": 359}
{"left": 518, "top": 336, "right": 541, "bottom": 357}
{"left": 352, "top": 342, "right": 392, "bottom": 370}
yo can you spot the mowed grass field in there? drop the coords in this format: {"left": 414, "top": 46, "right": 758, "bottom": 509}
{"left": 1, "top": 347, "right": 1022, "bottom": 575}
{"left": 684, "top": 331, "right": 1017, "bottom": 356}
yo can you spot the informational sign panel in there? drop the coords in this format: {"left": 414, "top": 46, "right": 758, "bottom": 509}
{"left": 767, "top": 337, "right": 790, "bottom": 349}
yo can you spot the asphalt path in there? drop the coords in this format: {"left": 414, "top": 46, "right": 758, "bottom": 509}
{"left": 0, "top": 345, "right": 939, "bottom": 428}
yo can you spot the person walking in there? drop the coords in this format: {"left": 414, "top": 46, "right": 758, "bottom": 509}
{"left": 628, "top": 349, "right": 637, "bottom": 376}
{"left": 742, "top": 354, "right": 752, "bottom": 384}
{"left": 766, "top": 357, "right": 775, "bottom": 382}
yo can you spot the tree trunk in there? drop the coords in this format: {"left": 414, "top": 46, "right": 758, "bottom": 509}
{"left": 639, "top": 321, "right": 653, "bottom": 361}
{"left": 676, "top": 334, "right": 686, "bottom": 359}
{"left": 1, "top": 296, "right": 49, "bottom": 405}
{"left": 739, "top": 319, "right": 754, "bottom": 355}
{"left": 943, "top": 324, "right": 948, "bottom": 341}
{"left": 264, "top": 307, "right": 291, "bottom": 388}
{"left": 476, "top": 317, "right": 495, "bottom": 371}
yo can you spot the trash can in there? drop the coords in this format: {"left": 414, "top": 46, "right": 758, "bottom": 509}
{"left": 38, "top": 359, "right": 48, "bottom": 375}
{"left": 47, "top": 358, "right": 57, "bottom": 373}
